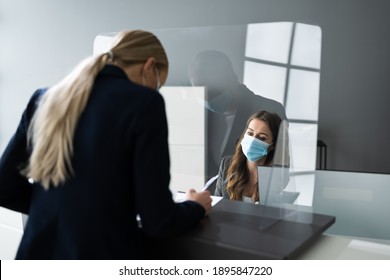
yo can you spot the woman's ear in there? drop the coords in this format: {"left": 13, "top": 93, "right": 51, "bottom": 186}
{"left": 142, "top": 57, "right": 156, "bottom": 72}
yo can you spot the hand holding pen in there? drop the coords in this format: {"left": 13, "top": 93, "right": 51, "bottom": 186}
{"left": 185, "top": 188, "right": 212, "bottom": 216}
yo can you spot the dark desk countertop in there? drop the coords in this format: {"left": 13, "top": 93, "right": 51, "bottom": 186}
{"left": 145, "top": 199, "right": 335, "bottom": 259}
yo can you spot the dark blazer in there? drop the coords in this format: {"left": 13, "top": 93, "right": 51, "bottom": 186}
{"left": 0, "top": 65, "right": 205, "bottom": 259}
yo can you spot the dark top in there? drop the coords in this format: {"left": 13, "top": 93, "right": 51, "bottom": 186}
{"left": 214, "top": 156, "right": 232, "bottom": 199}
{"left": 0, "top": 65, "right": 205, "bottom": 259}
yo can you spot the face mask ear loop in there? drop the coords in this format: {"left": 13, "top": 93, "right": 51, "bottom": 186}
{"left": 268, "top": 142, "right": 275, "bottom": 152}
{"left": 154, "top": 67, "right": 161, "bottom": 90}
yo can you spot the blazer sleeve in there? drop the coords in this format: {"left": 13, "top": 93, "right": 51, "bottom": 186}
{"left": 0, "top": 89, "right": 44, "bottom": 214}
{"left": 131, "top": 92, "right": 205, "bottom": 238}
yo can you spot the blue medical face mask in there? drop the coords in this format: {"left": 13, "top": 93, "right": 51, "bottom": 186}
{"left": 241, "top": 134, "right": 270, "bottom": 162}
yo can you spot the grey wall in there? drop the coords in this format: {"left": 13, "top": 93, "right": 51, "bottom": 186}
{"left": 1, "top": 0, "right": 390, "bottom": 173}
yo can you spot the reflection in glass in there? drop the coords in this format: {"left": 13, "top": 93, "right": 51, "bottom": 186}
{"left": 291, "top": 23, "right": 322, "bottom": 69}
{"left": 286, "top": 174, "right": 315, "bottom": 207}
{"left": 289, "top": 123, "right": 318, "bottom": 172}
{"left": 286, "top": 69, "right": 320, "bottom": 121}
{"left": 159, "top": 87, "right": 206, "bottom": 193}
{"left": 245, "top": 22, "right": 293, "bottom": 64}
{"left": 259, "top": 119, "right": 294, "bottom": 207}
{"left": 313, "top": 170, "right": 390, "bottom": 239}
{"left": 243, "top": 61, "right": 287, "bottom": 105}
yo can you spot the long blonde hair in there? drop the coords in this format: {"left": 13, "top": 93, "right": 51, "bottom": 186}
{"left": 24, "top": 30, "right": 168, "bottom": 189}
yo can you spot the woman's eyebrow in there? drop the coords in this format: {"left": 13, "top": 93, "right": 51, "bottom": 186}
{"left": 247, "top": 128, "right": 269, "bottom": 137}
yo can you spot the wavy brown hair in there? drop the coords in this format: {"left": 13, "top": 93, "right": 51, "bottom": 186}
{"left": 23, "top": 30, "right": 168, "bottom": 189}
{"left": 226, "top": 111, "right": 282, "bottom": 201}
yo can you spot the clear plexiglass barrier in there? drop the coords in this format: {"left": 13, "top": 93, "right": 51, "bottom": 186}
{"left": 94, "top": 22, "right": 322, "bottom": 193}
{"left": 94, "top": 23, "right": 390, "bottom": 242}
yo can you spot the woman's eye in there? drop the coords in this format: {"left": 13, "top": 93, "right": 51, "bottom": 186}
{"left": 247, "top": 131, "right": 253, "bottom": 136}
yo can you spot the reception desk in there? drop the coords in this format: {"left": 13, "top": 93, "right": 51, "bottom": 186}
{"left": 145, "top": 169, "right": 390, "bottom": 260}
{"left": 145, "top": 197, "right": 390, "bottom": 259}
{"left": 145, "top": 199, "right": 335, "bottom": 259}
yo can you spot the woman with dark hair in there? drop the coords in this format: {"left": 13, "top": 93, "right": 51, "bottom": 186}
{"left": 214, "top": 110, "right": 282, "bottom": 203}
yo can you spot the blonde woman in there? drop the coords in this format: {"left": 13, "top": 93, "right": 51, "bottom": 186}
{"left": 0, "top": 30, "right": 211, "bottom": 259}
{"left": 214, "top": 111, "right": 283, "bottom": 203}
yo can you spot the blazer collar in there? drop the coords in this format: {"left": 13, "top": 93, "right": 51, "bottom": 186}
{"left": 99, "top": 64, "right": 128, "bottom": 79}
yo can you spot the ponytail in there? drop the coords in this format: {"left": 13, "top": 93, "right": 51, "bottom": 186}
{"left": 24, "top": 53, "right": 111, "bottom": 189}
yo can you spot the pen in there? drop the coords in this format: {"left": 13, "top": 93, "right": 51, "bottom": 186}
{"left": 177, "top": 175, "right": 219, "bottom": 193}
{"left": 202, "top": 174, "right": 219, "bottom": 191}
